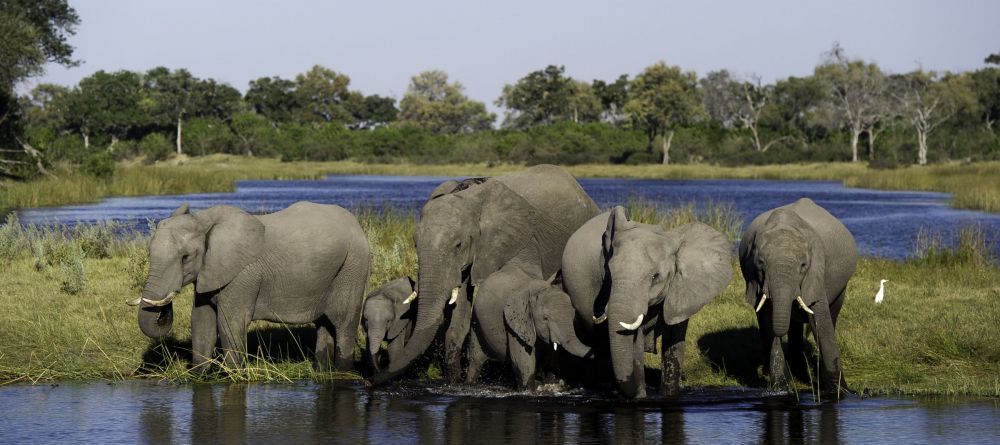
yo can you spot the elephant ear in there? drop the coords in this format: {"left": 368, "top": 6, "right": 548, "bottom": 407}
{"left": 386, "top": 307, "right": 411, "bottom": 340}
{"left": 194, "top": 206, "right": 265, "bottom": 294}
{"left": 428, "top": 180, "right": 461, "bottom": 200}
{"left": 504, "top": 290, "right": 536, "bottom": 347}
{"left": 662, "top": 222, "right": 733, "bottom": 325}
{"left": 471, "top": 181, "right": 536, "bottom": 285}
{"left": 171, "top": 203, "right": 190, "bottom": 217}
{"left": 800, "top": 233, "right": 827, "bottom": 307}
{"left": 603, "top": 206, "right": 635, "bottom": 258}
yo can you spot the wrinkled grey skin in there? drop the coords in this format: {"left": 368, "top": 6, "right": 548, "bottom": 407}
{"left": 739, "top": 198, "right": 857, "bottom": 395}
{"left": 137, "top": 202, "right": 370, "bottom": 372}
{"left": 370, "top": 165, "right": 600, "bottom": 385}
{"left": 561, "top": 207, "right": 733, "bottom": 398}
{"left": 362, "top": 277, "right": 418, "bottom": 373}
{"left": 465, "top": 265, "right": 593, "bottom": 388}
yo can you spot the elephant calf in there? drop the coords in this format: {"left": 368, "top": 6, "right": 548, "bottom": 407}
{"left": 132, "top": 202, "right": 370, "bottom": 372}
{"left": 362, "top": 277, "right": 418, "bottom": 374}
{"left": 466, "top": 265, "right": 592, "bottom": 389}
{"left": 739, "top": 197, "right": 857, "bottom": 395}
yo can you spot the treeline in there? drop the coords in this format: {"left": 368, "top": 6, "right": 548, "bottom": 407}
{"left": 3, "top": 1, "right": 999, "bottom": 177}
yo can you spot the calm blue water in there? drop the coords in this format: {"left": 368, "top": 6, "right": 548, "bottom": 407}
{"left": 0, "top": 382, "right": 997, "bottom": 445}
{"left": 16, "top": 174, "right": 1000, "bottom": 260}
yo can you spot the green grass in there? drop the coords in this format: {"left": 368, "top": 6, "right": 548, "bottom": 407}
{"left": 0, "top": 202, "right": 998, "bottom": 396}
{"left": 3, "top": 155, "right": 1000, "bottom": 213}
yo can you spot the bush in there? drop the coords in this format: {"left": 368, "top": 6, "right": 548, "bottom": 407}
{"left": 124, "top": 242, "right": 149, "bottom": 292}
{"left": 0, "top": 214, "right": 25, "bottom": 262}
{"left": 74, "top": 223, "right": 114, "bottom": 259}
{"left": 82, "top": 151, "right": 116, "bottom": 179}
{"left": 138, "top": 133, "right": 174, "bottom": 163}
{"left": 59, "top": 244, "right": 87, "bottom": 295}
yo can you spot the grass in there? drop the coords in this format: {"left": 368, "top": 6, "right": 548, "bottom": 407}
{"left": 2, "top": 155, "right": 1000, "bottom": 213}
{"left": 1, "top": 200, "right": 998, "bottom": 396}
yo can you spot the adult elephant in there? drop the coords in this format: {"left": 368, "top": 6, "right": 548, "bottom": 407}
{"left": 369, "top": 165, "right": 600, "bottom": 385}
{"left": 561, "top": 207, "right": 732, "bottom": 398}
{"left": 739, "top": 197, "right": 856, "bottom": 395}
{"left": 130, "top": 202, "right": 370, "bottom": 371}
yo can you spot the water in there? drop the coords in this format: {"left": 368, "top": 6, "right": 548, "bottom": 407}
{"left": 0, "top": 382, "right": 997, "bottom": 444}
{"left": 15, "top": 174, "right": 1000, "bottom": 260}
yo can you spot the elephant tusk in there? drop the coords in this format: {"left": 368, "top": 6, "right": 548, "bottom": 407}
{"left": 592, "top": 313, "right": 607, "bottom": 324}
{"left": 142, "top": 291, "right": 177, "bottom": 307}
{"left": 796, "top": 296, "right": 815, "bottom": 315}
{"left": 619, "top": 314, "right": 644, "bottom": 331}
{"left": 402, "top": 291, "right": 417, "bottom": 305}
{"left": 755, "top": 293, "right": 768, "bottom": 313}
{"left": 553, "top": 342, "right": 559, "bottom": 351}
{"left": 125, "top": 297, "right": 142, "bottom": 306}
{"left": 448, "top": 287, "right": 460, "bottom": 305}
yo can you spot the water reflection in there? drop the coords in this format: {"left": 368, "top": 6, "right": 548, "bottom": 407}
{"left": 2, "top": 382, "right": 998, "bottom": 444}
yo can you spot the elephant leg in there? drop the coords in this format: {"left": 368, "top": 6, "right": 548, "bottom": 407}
{"left": 632, "top": 330, "right": 647, "bottom": 399}
{"left": 509, "top": 339, "right": 536, "bottom": 390}
{"left": 787, "top": 321, "right": 807, "bottom": 381}
{"left": 465, "top": 329, "right": 488, "bottom": 384}
{"left": 191, "top": 294, "right": 218, "bottom": 370}
{"left": 807, "top": 303, "right": 850, "bottom": 397}
{"left": 757, "top": 310, "right": 788, "bottom": 390}
{"left": 386, "top": 337, "right": 404, "bottom": 370}
{"left": 314, "top": 317, "right": 337, "bottom": 372}
{"left": 216, "top": 302, "right": 251, "bottom": 369}
{"left": 332, "top": 317, "right": 358, "bottom": 372}
{"left": 324, "top": 271, "right": 365, "bottom": 373}
{"left": 660, "top": 320, "right": 688, "bottom": 397}
{"left": 444, "top": 285, "right": 473, "bottom": 383}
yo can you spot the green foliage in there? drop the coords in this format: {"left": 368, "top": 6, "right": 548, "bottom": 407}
{"left": 82, "top": 151, "right": 114, "bottom": 179}
{"left": 137, "top": 132, "right": 173, "bottom": 162}
{"left": 74, "top": 222, "right": 113, "bottom": 259}
{"left": 123, "top": 241, "right": 148, "bottom": 292}
{"left": 912, "top": 224, "right": 994, "bottom": 267}
{"left": 497, "top": 65, "right": 601, "bottom": 129}
{"left": 58, "top": 242, "right": 85, "bottom": 294}
{"left": 398, "top": 70, "right": 495, "bottom": 134}
{"left": 0, "top": 213, "right": 24, "bottom": 262}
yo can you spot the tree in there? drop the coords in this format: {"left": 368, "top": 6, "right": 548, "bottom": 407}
{"left": 497, "top": 65, "right": 598, "bottom": 129}
{"left": 970, "top": 67, "right": 1000, "bottom": 131}
{"left": 74, "top": 70, "right": 144, "bottom": 150}
{"left": 398, "top": 70, "right": 494, "bottom": 134}
{"left": 193, "top": 79, "right": 243, "bottom": 122}
{"left": 701, "top": 70, "right": 786, "bottom": 153}
{"left": 144, "top": 67, "right": 198, "bottom": 155}
{"left": 245, "top": 76, "right": 298, "bottom": 125}
{"left": 892, "top": 71, "right": 976, "bottom": 165}
{"left": 623, "top": 62, "right": 702, "bottom": 164}
{"left": 22, "top": 83, "right": 71, "bottom": 129}
{"left": 814, "top": 43, "right": 887, "bottom": 162}
{"left": 292, "top": 65, "right": 362, "bottom": 125}
{"left": 351, "top": 94, "right": 397, "bottom": 129}
{"left": 592, "top": 75, "right": 629, "bottom": 125}
{"left": 0, "top": 0, "right": 78, "bottom": 179}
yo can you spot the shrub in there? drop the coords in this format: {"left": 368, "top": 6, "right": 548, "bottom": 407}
{"left": 74, "top": 223, "right": 114, "bottom": 259}
{"left": 0, "top": 213, "right": 25, "bottom": 262}
{"left": 31, "top": 240, "right": 47, "bottom": 271}
{"left": 82, "top": 151, "right": 116, "bottom": 179}
{"left": 138, "top": 133, "right": 174, "bottom": 163}
{"left": 60, "top": 244, "right": 87, "bottom": 295}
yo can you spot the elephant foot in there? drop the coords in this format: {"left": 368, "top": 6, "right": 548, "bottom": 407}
{"left": 818, "top": 372, "right": 853, "bottom": 400}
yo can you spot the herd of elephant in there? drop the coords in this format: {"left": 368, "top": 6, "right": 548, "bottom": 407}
{"left": 130, "top": 165, "right": 857, "bottom": 399}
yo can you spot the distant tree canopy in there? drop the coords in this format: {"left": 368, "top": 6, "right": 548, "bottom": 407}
{"left": 11, "top": 39, "right": 1000, "bottom": 170}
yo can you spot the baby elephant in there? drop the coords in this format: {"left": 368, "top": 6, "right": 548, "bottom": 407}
{"left": 362, "top": 277, "right": 418, "bottom": 373}
{"left": 466, "top": 265, "right": 592, "bottom": 389}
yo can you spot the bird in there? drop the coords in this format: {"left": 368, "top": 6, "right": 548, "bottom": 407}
{"left": 874, "top": 279, "right": 888, "bottom": 304}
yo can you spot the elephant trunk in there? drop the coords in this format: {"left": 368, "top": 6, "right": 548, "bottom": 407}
{"left": 608, "top": 282, "right": 647, "bottom": 398}
{"left": 366, "top": 324, "right": 387, "bottom": 371}
{"left": 370, "top": 268, "right": 449, "bottom": 385}
{"left": 554, "top": 328, "right": 592, "bottom": 359}
{"left": 767, "top": 274, "right": 798, "bottom": 338}
{"left": 137, "top": 260, "right": 177, "bottom": 339}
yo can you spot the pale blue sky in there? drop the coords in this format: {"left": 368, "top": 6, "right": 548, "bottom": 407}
{"left": 30, "top": 0, "right": 1000, "bottom": 113}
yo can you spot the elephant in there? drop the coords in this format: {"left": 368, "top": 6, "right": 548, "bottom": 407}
{"left": 362, "top": 276, "right": 418, "bottom": 373}
{"left": 131, "top": 201, "right": 370, "bottom": 372}
{"left": 369, "top": 165, "right": 600, "bottom": 385}
{"left": 465, "top": 265, "right": 593, "bottom": 388}
{"left": 561, "top": 206, "right": 733, "bottom": 398}
{"left": 739, "top": 197, "right": 856, "bottom": 395}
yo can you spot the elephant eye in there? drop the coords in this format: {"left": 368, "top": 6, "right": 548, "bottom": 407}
{"left": 181, "top": 254, "right": 190, "bottom": 263}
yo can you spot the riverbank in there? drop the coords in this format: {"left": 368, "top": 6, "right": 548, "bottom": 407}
{"left": 2, "top": 155, "right": 1000, "bottom": 213}
{"left": 0, "top": 206, "right": 997, "bottom": 396}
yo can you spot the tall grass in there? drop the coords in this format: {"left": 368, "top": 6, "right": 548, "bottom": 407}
{"left": 624, "top": 198, "right": 744, "bottom": 241}
{"left": 1, "top": 204, "right": 999, "bottom": 395}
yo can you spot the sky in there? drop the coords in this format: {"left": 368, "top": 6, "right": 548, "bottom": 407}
{"left": 30, "top": 0, "right": 1000, "bottom": 114}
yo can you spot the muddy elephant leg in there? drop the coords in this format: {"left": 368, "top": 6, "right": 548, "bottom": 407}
{"left": 314, "top": 317, "right": 337, "bottom": 372}
{"left": 444, "top": 283, "right": 473, "bottom": 383}
{"left": 191, "top": 293, "right": 218, "bottom": 370}
{"left": 807, "top": 303, "right": 849, "bottom": 396}
{"left": 509, "top": 339, "right": 536, "bottom": 389}
{"left": 660, "top": 320, "right": 688, "bottom": 397}
{"left": 465, "top": 328, "right": 488, "bottom": 384}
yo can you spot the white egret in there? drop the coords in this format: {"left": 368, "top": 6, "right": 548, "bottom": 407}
{"left": 874, "top": 279, "right": 888, "bottom": 304}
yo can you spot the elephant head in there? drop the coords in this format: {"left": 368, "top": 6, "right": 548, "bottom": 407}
{"left": 505, "top": 284, "right": 593, "bottom": 359}
{"left": 746, "top": 209, "right": 825, "bottom": 338}
{"left": 135, "top": 204, "right": 264, "bottom": 339}
{"left": 363, "top": 277, "right": 417, "bottom": 372}
{"left": 602, "top": 206, "right": 732, "bottom": 398}
{"left": 376, "top": 179, "right": 538, "bottom": 381}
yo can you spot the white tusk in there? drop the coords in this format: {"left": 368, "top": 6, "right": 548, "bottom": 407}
{"left": 619, "top": 314, "right": 644, "bottom": 330}
{"left": 126, "top": 297, "right": 142, "bottom": 306}
{"left": 796, "top": 296, "right": 814, "bottom": 315}
{"left": 402, "top": 291, "right": 417, "bottom": 305}
{"left": 755, "top": 293, "right": 768, "bottom": 313}
{"left": 142, "top": 291, "right": 177, "bottom": 307}
{"left": 553, "top": 342, "right": 559, "bottom": 351}
{"left": 448, "top": 287, "right": 460, "bottom": 305}
{"left": 592, "top": 314, "right": 607, "bottom": 324}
